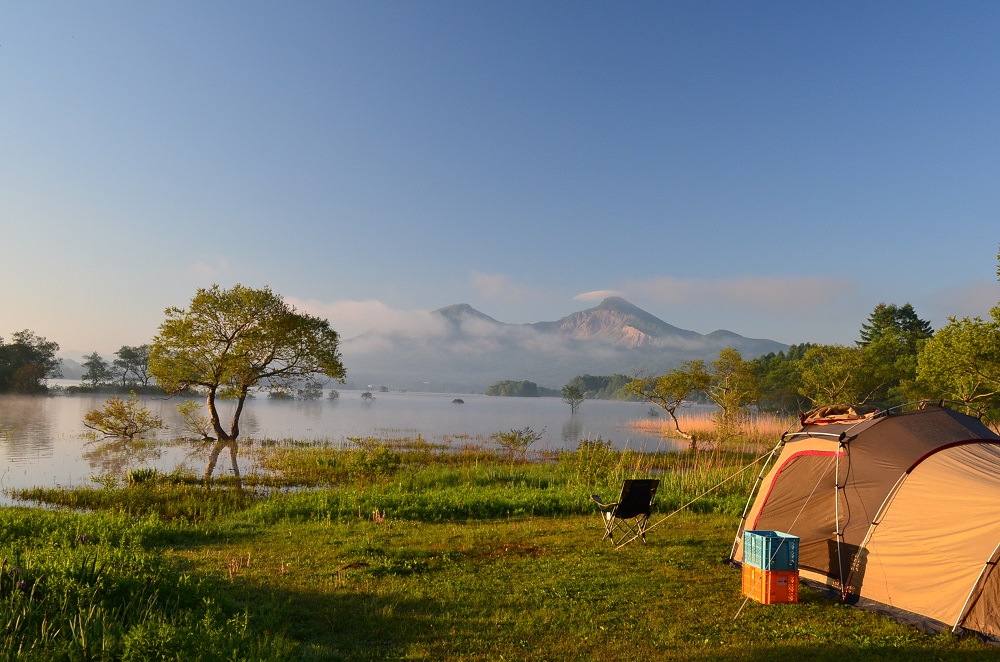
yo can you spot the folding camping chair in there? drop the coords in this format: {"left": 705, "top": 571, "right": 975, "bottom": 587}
{"left": 590, "top": 479, "right": 660, "bottom": 549}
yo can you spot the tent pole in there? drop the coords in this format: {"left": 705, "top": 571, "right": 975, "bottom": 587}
{"left": 951, "top": 538, "right": 1000, "bottom": 633}
{"left": 835, "top": 440, "right": 846, "bottom": 601}
{"left": 728, "top": 437, "right": 785, "bottom": 562}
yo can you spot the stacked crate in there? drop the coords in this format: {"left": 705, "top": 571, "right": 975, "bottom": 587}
{"left": 742, "top": 530, "right": 799, "bottom": 604}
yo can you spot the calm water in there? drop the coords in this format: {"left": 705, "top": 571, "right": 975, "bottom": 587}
{"left": 0, "top": 386, "right": 687, "bottom": 495}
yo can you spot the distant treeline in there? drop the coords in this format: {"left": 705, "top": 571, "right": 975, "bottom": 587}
{"left": 485, "top": 375, "right": 634, "bottom": 399}
{"left": 484, "top": 380, "right": 560, "bottom": 397}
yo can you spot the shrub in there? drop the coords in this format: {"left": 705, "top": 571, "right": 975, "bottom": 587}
{"left": 490, "top": 426, "right": 544, "bottom": 461}
{"left": 83, "top": 392, "right": 165, "bottom": 441}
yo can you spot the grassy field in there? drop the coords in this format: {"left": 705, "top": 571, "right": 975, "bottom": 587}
{"left": 2, "top": 436, "right": 997, "bottom": 660}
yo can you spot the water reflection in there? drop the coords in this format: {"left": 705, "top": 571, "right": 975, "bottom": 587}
{"left": 81, "top": 436, "right": 163, "bottom": 478}
{"left": 561, "top": 417, "right": 583, "bottom": 445}
{"left": 0, "top": 396, "right": 57, "bottom": 460}
{"left": 0, "top": 390, "right": 693, "bottom": 493}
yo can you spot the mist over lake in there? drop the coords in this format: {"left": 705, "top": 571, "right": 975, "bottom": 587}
{"left": 0, "top": 387, "right": 689, "bottom": 499}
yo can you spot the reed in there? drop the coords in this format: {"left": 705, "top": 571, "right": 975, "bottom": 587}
{"left": 628, "top": 410, "right": 795, "bottom": 449}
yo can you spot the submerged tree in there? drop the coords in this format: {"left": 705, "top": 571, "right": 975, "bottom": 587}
{"left": 149, "top": 284, "right": 346, "bottom": 483}
{"left": 562, "top": 384, "right": 584, "bottom": 414}
{"left": 83, "top": 391, "right": 165, "bottom": 443}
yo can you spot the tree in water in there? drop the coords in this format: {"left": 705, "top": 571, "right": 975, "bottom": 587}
{"left": 562, "top": 384, "right": 584, "bottom": 414}
{"left": 149, "top": 284, "right": 345, "bottom": 484}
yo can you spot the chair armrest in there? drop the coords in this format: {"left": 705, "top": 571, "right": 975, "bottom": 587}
{"left": 590, "top": 495, "right": 618, "bottom": 512}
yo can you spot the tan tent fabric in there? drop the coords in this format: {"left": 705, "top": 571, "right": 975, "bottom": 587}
{"left": 732, "top": 405, "right": 1000, "bottom": 637}
{"left": 854, "top": 443, "right": 1000, "bottom": 632}
{"left": 963, "top": 548, "right": 1000, "bottom": 636}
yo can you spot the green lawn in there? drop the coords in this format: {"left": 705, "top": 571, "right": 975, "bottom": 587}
{"left": 164, "top": 512, "right": 993, "bottom": 661}
{"left": 3, "top": 441, "right": 997, "bottom": 659}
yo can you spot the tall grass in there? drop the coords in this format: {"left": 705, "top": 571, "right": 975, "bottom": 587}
{"left": 0, "top": 508, "right": 295, "bottom": 660}
{"left": 628, "top": 410, "right": 795, "bottom": 448}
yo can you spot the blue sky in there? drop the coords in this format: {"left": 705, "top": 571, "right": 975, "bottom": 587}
{"left": 2, "top": 2, "right": 999, "bottom": 356}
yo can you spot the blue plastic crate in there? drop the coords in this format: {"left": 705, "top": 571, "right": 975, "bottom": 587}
{"left": 743, "top": 530, "right": 799, "bottom": 571}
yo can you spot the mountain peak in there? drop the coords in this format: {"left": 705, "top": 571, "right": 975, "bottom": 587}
{"left": 595, "top": 296, "right": 646, "bottom": 315}
{"left": 433, "top": 303, "right": 502, "bottom": 325}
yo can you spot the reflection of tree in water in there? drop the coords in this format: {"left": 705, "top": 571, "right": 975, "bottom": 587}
{"left": 562, "top": 417, "right": 583, "bottom": 444}
{"left": 82, "top": 437, "right": 162, "bottom": 479}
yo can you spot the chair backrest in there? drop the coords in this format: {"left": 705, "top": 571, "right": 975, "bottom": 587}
{"left": 614, "top": 479, "right": 659, "bottom": 519}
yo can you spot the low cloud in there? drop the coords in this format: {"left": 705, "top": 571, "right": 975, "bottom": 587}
{"left": 287, "top": 298, "right": 447, "bottom": 340}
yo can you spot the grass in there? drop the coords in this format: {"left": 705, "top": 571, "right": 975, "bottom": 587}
{"left": 2, "top": 434, "right": 997, "bottom": 659}
{"left": 629, "top": 410, "right": 797, "bottom": 448}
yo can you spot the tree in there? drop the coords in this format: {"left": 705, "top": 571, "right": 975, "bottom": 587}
{"left": 562, "top": 384, "right": 584, "bottom": 414}
{"left": 490, "top": 426, "right": 544, "bottom": 461}
{"left": 753, "top": 344, "right": 812, "bottom": 414}
{"left": 113, "top": 344, "right": 152, "bottom": 387}
{"left": 83, "top": 392, "right": 165, "bottom": 443}
{"left": 81, "top": 352, "right": 113, "bottom": 388}
{"left": 485, "top": 380, "right": 542, "bottom": 397}
{"left": 0, "top": 330, "right": 62, "bottom": 393}
{"left": 565, "top": 374, "right": 632, "bottom": 399}
{"left": 704, "top": 348, "right": 759, "bottom": 428}
{"left": 915, "top": 310, "right": 1000, "bottom": 412}
{"left": 859, "top": 302, "right": 933, "bottom": 351}
{"left": 625, "top": 361, "right": 711, "bottom": 449}
{"left": 148, "top": 284, "right": 346, "bottom": 482}
{"left": 797, "top": 344, "right": 896, "bottom": 407}
{"left": 856, "top": 302, "right": 933, "bottom": 404}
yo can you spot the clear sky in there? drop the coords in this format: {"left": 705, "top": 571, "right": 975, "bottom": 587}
{"left": 2, "top": 2, "right": 999, "bottom": 356}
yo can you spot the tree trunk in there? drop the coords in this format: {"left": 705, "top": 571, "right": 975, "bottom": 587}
{"left": 667, "top": 409, "right": 698, "bottom": 451}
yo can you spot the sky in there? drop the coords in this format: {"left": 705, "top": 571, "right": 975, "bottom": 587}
{"left": 2, "top": 1, "right": 999, "bottom": 357}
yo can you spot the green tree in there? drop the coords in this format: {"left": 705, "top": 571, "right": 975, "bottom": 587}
{"left": 915, "top": 310, "right": 1000, "bottom": 415}
{"left": 562, "top": 384, "right": 584, "bottom": 414}
{"left": 856, "top": 302, "right": 934, "bottom": 405}
{"left": 565, "top": 374, "right": 632, "bottom": 399}
{"left": 797, "top": 344, "right": 896, "bottom": 407}
{"left": 149, "top": 284, "right": 346, "bottom": 482}
{"left": 113, "top": 344, "right": 152, "bottom": 387}
{"left": 83, "top": 391, "right": 165, "bottom": 442}
{"left": 859, "top": 302, "right": 933, "bottom": 351}
{"left": 0, "top": 330, "right": 62, "bottom": 393}
{"left": 81, "top": 351, "right": 113, "bottom": 388}
{"left": 753, "top": 344, "right": 812, "bottom": 414}
{"left": 490, "top": 426, "right": 544, "bottom": 461}
{"left": 485, "top": 380, "right": 541, "bottom": 397}
{"left": 704, "top": 348, "right": 759, "bottom": 428}
{"left": 625, "top": 361, "right": 711, "bottom": 449}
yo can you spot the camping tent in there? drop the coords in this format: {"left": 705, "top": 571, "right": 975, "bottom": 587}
{"left": 730, "top": 403, "right": 1000, "bottom": 636}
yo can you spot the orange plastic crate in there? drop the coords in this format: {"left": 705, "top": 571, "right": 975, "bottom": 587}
{"left": 741, "top": 564, "right": 798, "bottom": 604}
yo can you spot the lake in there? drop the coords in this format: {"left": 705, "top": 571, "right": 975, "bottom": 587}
{"left": 0, "top": 386, "right": 688, "bottom": 497}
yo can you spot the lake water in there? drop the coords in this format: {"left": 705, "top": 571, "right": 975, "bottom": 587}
{"left": 0, "top": 385, "right": 688, "bottom": 496}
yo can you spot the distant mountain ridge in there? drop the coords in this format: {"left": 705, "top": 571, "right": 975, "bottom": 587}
{"left": 531, "top": 297, "right": 702, "bottom": 348}
{"left": 341, "top": 297, "right": 787, "bottom": 393}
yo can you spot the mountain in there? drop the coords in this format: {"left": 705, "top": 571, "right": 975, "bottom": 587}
{"left": 340, "top": 297, "right": 787, "bottom": 393}
{"left": 532, "top": 297, "right": 702, "bottom": 348}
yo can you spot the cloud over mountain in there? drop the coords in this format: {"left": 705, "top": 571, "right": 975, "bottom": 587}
{"left": 340, "top": 296, "right": 787, "bottom": 392}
